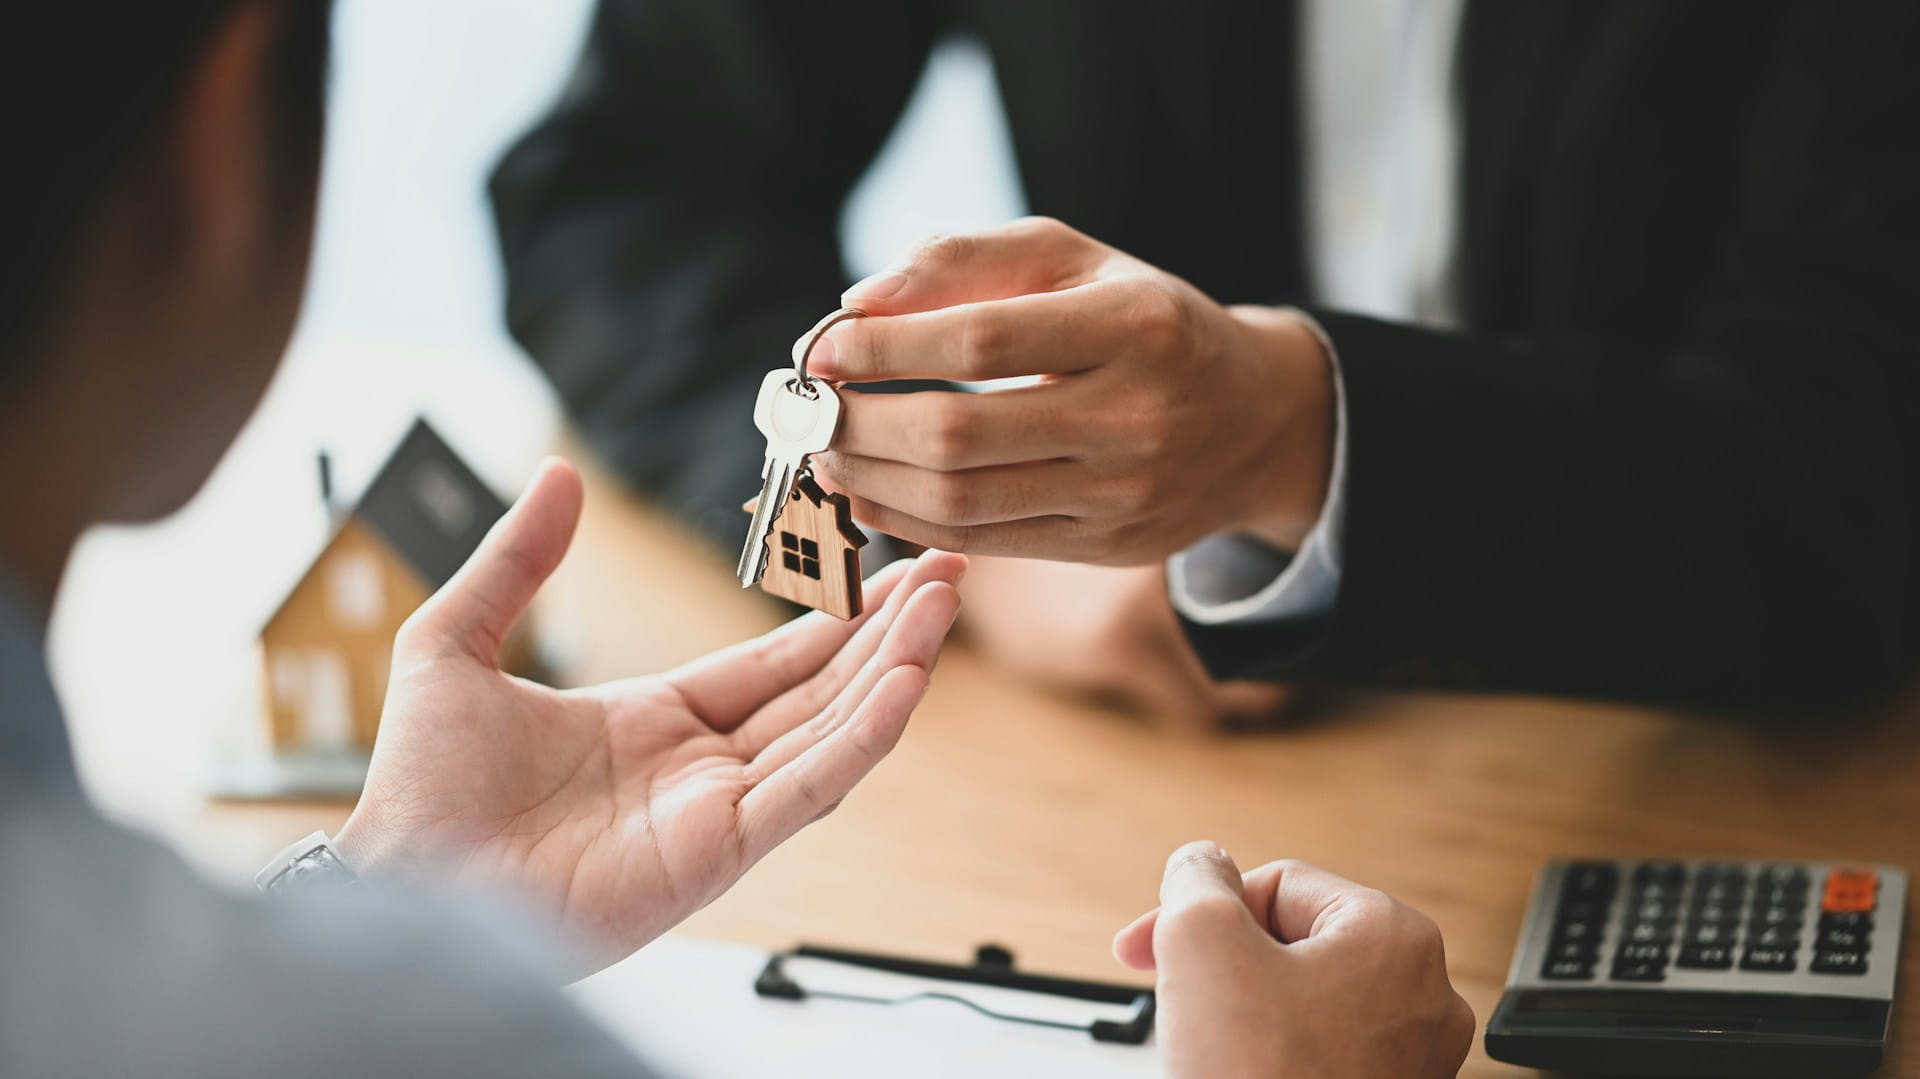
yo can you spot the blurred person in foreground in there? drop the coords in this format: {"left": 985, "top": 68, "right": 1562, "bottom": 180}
{"left": 496, "top": 1, "right": 1920, "bottom": 723}
{"left": 0, "top": 3, "right": 1467, "bottom": 1076}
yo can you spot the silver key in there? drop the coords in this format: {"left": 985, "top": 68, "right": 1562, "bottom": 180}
{"left": 737, "top": 369, "right": 841, "bottom": 586}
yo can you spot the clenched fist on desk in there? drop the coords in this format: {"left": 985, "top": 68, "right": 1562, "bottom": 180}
{"left": 1117, "top": 843, "right": 1475, "bottom": 1079}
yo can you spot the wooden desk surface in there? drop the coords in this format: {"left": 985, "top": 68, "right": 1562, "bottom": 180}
{"left": 197, "top": 454, "right": 1920, "bottom": 1077}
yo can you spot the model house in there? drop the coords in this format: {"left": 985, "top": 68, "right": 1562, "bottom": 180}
{"left": 258, "top": 419, "right": 526, "bottom": 775}
{"left": 752, "top": 472, "right": 868, "bottom": 620}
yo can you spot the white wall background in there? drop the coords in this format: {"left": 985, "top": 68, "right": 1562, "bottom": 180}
{"left": 48, "top": 0, "right": 1024, "bottom": 832}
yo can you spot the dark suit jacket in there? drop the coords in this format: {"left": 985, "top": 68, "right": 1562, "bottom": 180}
{"left": 491, "top": 1, "right": 1920, "bottom": 714}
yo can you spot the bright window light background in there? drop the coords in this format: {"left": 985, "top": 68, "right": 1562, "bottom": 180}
{"left": 46, "top": 0, "right": 1024, "bottom": 849}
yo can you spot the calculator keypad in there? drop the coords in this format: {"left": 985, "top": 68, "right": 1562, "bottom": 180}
{"left": 1536, "top": 861, "right": 1885, "bottom": 986}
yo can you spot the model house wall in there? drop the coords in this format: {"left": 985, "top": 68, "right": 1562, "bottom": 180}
{"left": 261, "top": 519, "right": 429, "bottom": 750}
{"left": 756, "top": 475, "right": 868, "bottom": 620}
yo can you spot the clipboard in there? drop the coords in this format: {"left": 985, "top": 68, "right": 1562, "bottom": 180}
{"left": 754, "top": 943, "right": 1156, "bottom": 1045}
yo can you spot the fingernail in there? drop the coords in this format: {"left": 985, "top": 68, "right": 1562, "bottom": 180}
{"left": 807, "top": 333, "right": 837, "bottom": 378}
{"left": 1167, "top": 840, "right": 1219, "bottom": 869}
{"left": 844, "top": 268, "right": 908, "bottom": 302}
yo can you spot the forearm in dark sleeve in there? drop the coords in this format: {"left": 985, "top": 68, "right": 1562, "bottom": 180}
{"left": 1185, "top": 8, "right": 1920, "bottom": 714}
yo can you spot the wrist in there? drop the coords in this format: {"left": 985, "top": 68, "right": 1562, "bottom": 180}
{"left": 1224, "top": 305, "right": 1336, "bottom": 552}
{"left": 330, "top": 807, "right": 400, "bottom": 882}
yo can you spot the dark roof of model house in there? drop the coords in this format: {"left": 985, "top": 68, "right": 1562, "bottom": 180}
{"left": 350, "top": 418, "right": 507, "bottom": 588}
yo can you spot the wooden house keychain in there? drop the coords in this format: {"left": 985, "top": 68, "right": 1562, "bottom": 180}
{"left": 736, "top": 308, "right": 869, "bottom": 619}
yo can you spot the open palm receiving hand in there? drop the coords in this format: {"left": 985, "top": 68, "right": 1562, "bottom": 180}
{"left": 334, "top": 459, "right": 965, "bottom": 974}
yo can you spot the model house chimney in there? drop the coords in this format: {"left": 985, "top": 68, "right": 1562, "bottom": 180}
{"left": 318, "top": 449, "right": 341, "bottom": 525}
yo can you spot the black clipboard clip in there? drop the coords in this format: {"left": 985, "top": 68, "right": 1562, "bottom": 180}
{"left": 754, "top": 943, "right": 1156, "bottom": 1045}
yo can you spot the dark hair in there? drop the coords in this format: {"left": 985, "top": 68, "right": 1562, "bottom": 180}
{"left": 0, "top": 1, "right": 334, "bottom": 380}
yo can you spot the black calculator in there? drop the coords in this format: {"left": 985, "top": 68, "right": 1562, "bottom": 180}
{"left": 1485, "top": 858, "right": 1905, "bottom": 1076}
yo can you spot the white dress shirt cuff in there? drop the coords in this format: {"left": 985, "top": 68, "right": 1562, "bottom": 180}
{"left": 1168, "top": 308, "right": 1349, "bottom": 626}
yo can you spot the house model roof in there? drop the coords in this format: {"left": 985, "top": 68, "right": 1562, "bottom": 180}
{"left": 791, "top": 472, "right": 870, "bottom": 548}
{"left": 351, "top": 419, "right": 508, "bottom": 588}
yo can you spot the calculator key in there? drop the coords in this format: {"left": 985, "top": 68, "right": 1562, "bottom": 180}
{"left": 1810, "top": 949, "right": 1869, "bottom": 975}
{"left": 1677, "top": 944, "right": 1736, "bottom": 970}
{"left": 1558, "top": 899, "right": 1610, "bottom": 924}
{"left": 1633, "top": 862, "right": 1686, "bottom": 889}
{"left": 1685, "top": 922, "right": 1734, "bottom": 947}
{"left": 1611, "top": 959, "right": 1667, "bottom": 982}
{"left": 1690, "top": 881, "right": 1747, "bottom": 908}
{"left": 1749, "top": 888, "right": 1808, "bottom": 913}
{"left": 1740, "top": 946, "right": 1798, "bottom": 972}
{"left": 1548, "top": 945, "right": 1600, "bottom": 968}
{"left": 1819, "top": 911, "right": 1874, "bottom": 933}
{"left": 1818, "top": 925, "right": 1870, "bottom": 951}
{"left": 1688, "top": 902, "right": 1737, "bottom": 927}
{"left": 1748, "top": 926, "right": 1800, "bottom": 950}
{"left": 1822, "top": 868, "right": 1878, "bottom": 914}
{"left": 1757, "top": 865, "right": 1811, "bottom": 893}
{"left": 1825, "top": 867, "right": 1877, "bottom": 885}
{"left": 1630, "top": 899, "right": 1680, "bottom": 926}
{"left": 1552, "top": 919, "right": 1601, "bottom": 944}
{"left": 1542, "top": 958, "right": 1596, "bottom": 980}
{"left": 1695, "top": 864, "right": 1750, "bottom": 887}
{"left": 1616, "top": 942, "right": 1669, "bottom": 964}
{"left": 1548, "top": 934, "right": 1600, "bottom": 958}
{"left": 1750, "top": 904, "right": 1805, "bottom": 930}
{"left": 1631, "top": 882, "right": 1681, "bottom": 906}
{"left": 1562, "top": 863, "right": 1619, "bottom": 898}
{"left": 1624, "top": 921, "right": 1676, "bottom": 945}
{"left": 1825, "top": 890, "right": 1876, "bottom": 913}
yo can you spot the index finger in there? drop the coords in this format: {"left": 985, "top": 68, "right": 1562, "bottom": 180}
{"left": 1113, "top": 858, "right": 1382, "bottom": 970}
{"left": 841, "top": 216, "right": 1106, "bottom": 315}
{"left": 663, "top": 552, "right": 956, "bottom": 730}
{"left": 737, "top": 583, "right": 962, "bottom": 860}
{"left": 810, "top": 282, "right": 1133, "bottom": 384}
{"left": 832, "top": 387, "right": 1090, "bottom": 471}
{"left": 723, "top": 550, "right": 965, "bottom": 753}
{"left": 1241, "top": 859, "right": 1387, "bottom": 944}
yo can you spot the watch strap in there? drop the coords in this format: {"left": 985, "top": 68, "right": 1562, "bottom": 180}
{"left": 255, "top": 830, "right": 358, "bottom": 896}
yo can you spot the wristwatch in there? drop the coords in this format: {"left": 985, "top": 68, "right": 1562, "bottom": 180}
{"left": 254, "top": 830, "right": 358, "bottom": 897}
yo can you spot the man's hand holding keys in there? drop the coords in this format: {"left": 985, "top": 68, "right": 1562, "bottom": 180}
{"left": 808, "top": 216, "right": 1339, "bottom": 565}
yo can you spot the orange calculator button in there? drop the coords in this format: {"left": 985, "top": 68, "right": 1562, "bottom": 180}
{"left": 1823, "top": 868, "right": 1879, "bottom": 914}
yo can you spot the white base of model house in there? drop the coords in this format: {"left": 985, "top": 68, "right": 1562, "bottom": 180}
{"left": 206, "top": 746, "right": 371, "bottom": 801}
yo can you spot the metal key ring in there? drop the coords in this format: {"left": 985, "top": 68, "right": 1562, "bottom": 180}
{"left": 791, "top": 307, "right": 867, "bottom": 397}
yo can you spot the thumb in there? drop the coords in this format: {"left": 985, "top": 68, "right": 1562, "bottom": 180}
{"left": 400, "top": 456, "right": 583, "bottom": 666}
{"left": 837, "top": 216, "right": 1104, "bottom": 316}
{"left": 1161, "top": 840, "right": 1251, "bottom": 914}
{"left": 1146, "top": 841, "right": 1267, "bottom": 972}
